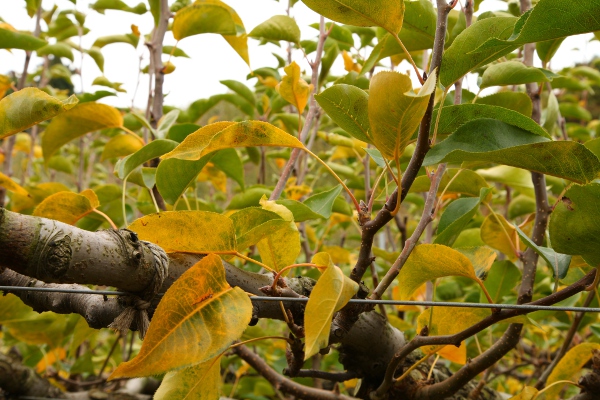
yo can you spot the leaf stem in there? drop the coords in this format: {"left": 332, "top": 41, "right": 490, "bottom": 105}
{"left": 477, "top": 279, "right": 495, "bottom": 305}
{"left": 92, "top": 209, "right": 118, "bottom": 230}
{"left": 232, "top": 252, "right": 275, "bottom": 273}
{"left": 122, "top": 176, "right": 128, "bottom": 226}
{"left": 302, "top": 148, "right": 361, "bottom": 214}
{"left": 392, "top": 33, "right": 424, "bottom": 85}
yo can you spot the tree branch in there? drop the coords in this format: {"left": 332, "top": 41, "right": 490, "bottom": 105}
{"left": 232, "top": 344, "right": 359, "bottom": 400}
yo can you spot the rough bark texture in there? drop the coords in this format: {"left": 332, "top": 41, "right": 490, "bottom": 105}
{"left": 0, "top": 351, "right": 66, "bottom": 398}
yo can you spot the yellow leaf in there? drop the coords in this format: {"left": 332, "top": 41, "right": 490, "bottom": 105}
{"left": 0, "top": 74, "right": 11, "bottom": 99}
{"left": 392, "top": 283, "right": 426, "bottom": 312}
{"left": 163, "top": 61, "right": 176, "bottom": 74}
{"left": 368, "top": 69, "right": 437, "bottom": 160}
{"left": 127, "top": 211, "right": 237, "bottom": 253}
{"left": 395, "top": 244, "right": 478, "bottom": 300}
{"left": 0, "top": 171, "right": 29, "bottom": 196}
{"left": 154, "top": 356, "right": 221, "bottom": 400}
{"left": 109, "top": 254, "right": 252, "bottom": 379}
{"left": 36, "top": 348, "right": 66, "bottom": 373}
{"left": 544, "top": 343, "right": 600, "bottom": 400}
{"left": 438, "top": 342, "right": 467, "bottom": 364}
{"left": 13, "top": 133, "right": 31, "bottom": 153}
{"left": 508, "top": 386, "right": 539, "bottom": 400}
{"left": 456, "top": 246, "right": 497, "bottom": 280}
{"left": 342, "top": 50, "right": 361, "bottom": 73}
{"left": 258, "top": 75, "right": 279, "bottom": 88}
{"left": 321, "top": 245, "right": 351, "bottom": 265}
{"left": 417, "top": 306, "right": 489, "bottom": 359}
{"left": 277, "top": 62, "right": 313, "bottom": 113}
{"left": 33, "top": 190, "right": 99, "bottom": 225}
{"left": 259, "top": 195, "right": 294, "bottom": 221}
{"left": 0, "top": 88, "right": 78, "bottom": 139}
{"left": 162, "top": 121, "right": 304, "bottom": 161}
{"left": 42, "top": 102, "right": 123, "bottom": 161}
{"left": 480, "top": 213, "right": 526, "bottom": 260}
{"left": 197, "top": 162, "right": 228, "bottom": 192}
{"left": 304, "top": 254, "right": 359, "bottom": 359}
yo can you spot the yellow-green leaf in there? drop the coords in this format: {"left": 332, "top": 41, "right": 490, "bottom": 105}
{"left": 33, "top": 189, "right": 99, "bottom": 225}
{"left": 173, "top": 0, "right": 237, "bottom": 40}
{"left": 301, "top": 0, "right": 405, "bottom": 35}
{"left": 480, "top": 213, "right": 525, "bottom": 261}
{"left": 154, "top": 356, "right": 221, "bottom": 400}
{"left": 42, "top": 102, "right": 123, "bottom": 161}
{"left": 0, "top": 172, "right": 29, "bottom": 196}
{"left": 101, "top": 134, "right": 144, "bottom": 161}
{"left": 395, "top": 244, "right": 477, "bottom": 300}
{"left": 256, "top": 196, "right": 301, "bottom": 272}
{"left": 127, "top": 211, "right": 236, "bottom": 253}
{"left": 277, "top": 62, "right": 313, "bottom": 113}
{"left": 368, "top": 69, "right": 436, "bottom": 160}
{"left": 544, "top": 343, "right": 600, "bottom": 400}
{"left": 109, "top": 254, "right": 252, "bottom": 378}
{"left": 0, "top": 88, "right": 78, "bottom": 139}
{"left": 304, "top": 253, "right": 358, "bottom": 359}
{"left": 508, "top": 387, "right": 539, "bottom": 400}
{"left": 456, "top": 247, "right": 496, "bottom": 280}
{"left": 162, "top": 121, "right": 304, "bottom": 161}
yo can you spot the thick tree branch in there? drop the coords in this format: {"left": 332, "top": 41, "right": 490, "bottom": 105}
{"left": 0, "top": 351, "right": 66, "bottom": 398}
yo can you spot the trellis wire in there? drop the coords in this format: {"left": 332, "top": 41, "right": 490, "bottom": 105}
{"left": 1, "top": 286, "right": 598, "bottom": 313}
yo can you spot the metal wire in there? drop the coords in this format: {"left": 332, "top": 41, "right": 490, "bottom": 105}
{"left": 1, "top": 286, "right": 598, "bottom": 313}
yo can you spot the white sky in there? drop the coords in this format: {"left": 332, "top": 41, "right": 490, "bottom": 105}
{"left": 1, "top": 0, "right": 599, "bottom": 109}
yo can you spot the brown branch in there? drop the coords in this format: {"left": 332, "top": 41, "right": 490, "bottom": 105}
{"left": 287, "top": 369, "right": 358, "bottom": 382}
{"left": 232, "top": 344, "right": 358, "bottom": 400}
{"left": 0, "top": 351, "right": 66, "bottom": 398}
{"left": 370, "top": 164, "right": 447, "bottom": 299}
{"left": 270, "top": 16, "right": 328, "bottom": 200}
{"left": 372, "top": 269, "right": 597, "bottom": 399}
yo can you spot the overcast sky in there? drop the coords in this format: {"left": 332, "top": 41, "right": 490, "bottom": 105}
{"left": 2, "top": 0, "right": 599, "bottom": 110}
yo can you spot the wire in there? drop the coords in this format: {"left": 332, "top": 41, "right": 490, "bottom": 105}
{"left": 1, "top": 286, "right": 599, "bottom": 313}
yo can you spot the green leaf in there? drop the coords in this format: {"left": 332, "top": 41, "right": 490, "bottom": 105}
{"left": 0, "top": 88, "right": 78, "bottom": 139}
{"left": 167, "top": 123, "right": 200, "bottom": 143}
{"left": 475, "top": 91, "right": 532, "bottom": 117}
{"left": 115, "top": 139, "right": 178, "bottom": 179}
{"left": 220, "top": 80, "right": 255, "bottom": 107}
{"left": 479, "top": 61, "right": 557, "bottom": 89}
{"left": 424, "top": 119, "right": 600, "bottom": 184}
{"left": 481, "top": 260, "right": 521, "bottom": 303}
{"left": 230, "top": 207, "right": 286, "bottom": 251}
{"left": 395, "top": 244, "right": 480, "bottom": 300}
{"left": 549, "top": 183, "right": 600, "bottom": 266}
{"left": 560, "top": 102, "right": 592, "bottom": 122}
{"left": 90, "top": 0, "right": 147, "bottom": 14}
{"left": 440, "top": 16, "right": 518, "bottom": 87}
{"left": 409, "top": 168, "right": 489, "bottom": 197}
{"left": 435, "top": 188, "right": 490, "bottom": 247}
{"left": 163, "top": 45, "right": 190, "bottom": 58}
{"left": 515, "top": 226, "right": 571, "bottom": 279}
{"left": 473, "top": 0, "right": 600, "bottom": 58}
{"left": 274, "top": 199, "right": 324, "bottom": 222}
{"left": 0, "top": 26, "right": 47, "bottom": 50}
{"left": 93, "top": 33, "right": 139, "bottom": 48}
{"left": 536, "top": 37, "right": 565, "bottom": 65}
{"left": 162, "top": 121, "right": 304, "bottom": 161}
{"left": 211, "top": 148, "right": 245, "bottom": 190}
{"left": 36, "top": 42, "right": 74, "bottom": 61}
{"left": 301, "top": 0, "right": 405, "bottom": 34}
{"left": 86, "top": 47, "right": 105, "bottom": 72}
{"left": 303, "top": 185, "right": 343, "bottom": 219}
{"left": 304, "top": 254, "right": 359, "bottom": 359}
{"left": 156, "top": 156, "right": 213, "bottom": 205}
{"left": 249, "top": 15, "right": 301, "bottom": 44}
{"left": 369, "top": 70, "right": 437, "bottom": 159}
{"left": 227, "top": 187, "right": 273, "bottom": 209}
{"left": 156, "top": 110, "right": 181, "bottom": 140}
{"left": 315, "top": 84, "right": 371, "bottom": 144}
{"left": 173, "top": 1, "right": 238, "bottom": 40}
{"left": 432, "top": 104, "right": 550, "bottom": 140}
